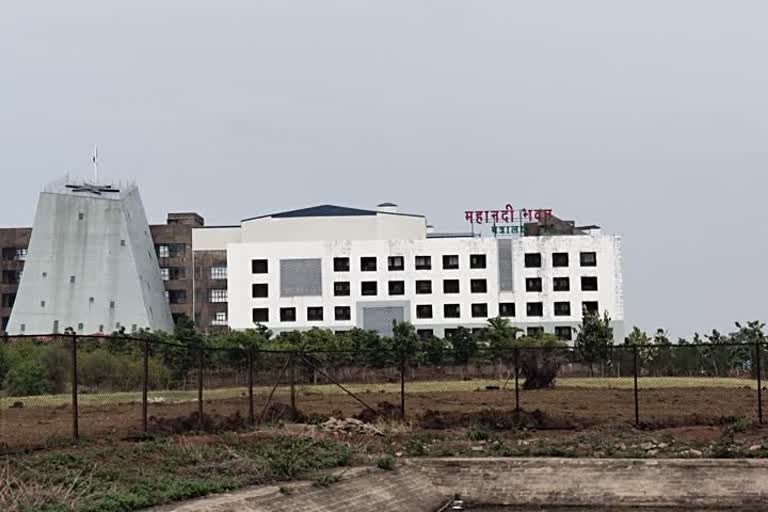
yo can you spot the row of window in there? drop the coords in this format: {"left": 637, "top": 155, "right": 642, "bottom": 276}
{"left": 160, "top": 266, "right": 227, "bottom": 281}
{"left": 0, "top": 247, "right": 27, "bottom": 261}
{"left": 524, "top": 252, "right": 597, "bottom": 268}
{"left": 250, "top": 252, "right": 598, "bottom": 275}
{"left": 251, "top": 301, "right": 599, "bottom": 324}
{"left": 244, "top": 276, "right": 597, "bottom": 301}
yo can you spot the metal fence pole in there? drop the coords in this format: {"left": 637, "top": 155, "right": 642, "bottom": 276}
{"left": 756, "top": 340, "right": 763, "bottom": 425}
{"left": 197, "top": 348, "right": 204, "bottom": 431}
{"left": 400, "top": 351, "right": 407, "bottom": 421}
{"left": 70, "top": 332, "right": 79, "bottom": 442}
{"left": 290, "top": 353, "right": 297, "bottom": 416}
{"left": 633, "top": 345, "right": 640, "bottom": 426}
{"left": 514, "top": 347, "right": 520, "bottom": 416}
{"left": 142, "top": 338, "right": 149, "bottom": 433}
{"left": 247, "top": 348, "right": 255, "bottom": 426}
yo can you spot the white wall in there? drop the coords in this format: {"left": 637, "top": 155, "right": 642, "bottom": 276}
{"left": 240, "top": 213, "right": 426, "bottom": 243}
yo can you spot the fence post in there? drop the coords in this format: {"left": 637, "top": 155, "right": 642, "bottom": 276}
{"left": 197, "top": 347, "right": 204, "bottom": 431}
{"left": 247, "top": 348, "right": 255, "bottom": 426}
{"left": 633, "top": 344, "right": 640, "bottom": 426}
{"left": 757, "top": 340, "right": 763, "bottom": 425}
{"left": 70, "top": 332, "right": 79, "bottom": 442}
{"left": 142, "top": 338, "right": 149, "bottom": 433}
{"left": 513, "top": 347, "right": 520, "bottom": 416}
{"left": 400, "top": 351, "right": 406, "bottom": 421}
{"left": 289, "top": 353, "right": 297, "bottom": 416}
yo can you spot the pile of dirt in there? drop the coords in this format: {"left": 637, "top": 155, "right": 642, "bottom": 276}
{"left": 148, "top": 411, "right": 250, "bottom": 434}
{"left": 355, "top": 401, "right": 402, "bottom": 423}
{"left": 420, "top": 408, "right": 578, "bottom": 431}
{"left": 259, "top": 403, "right": 306, "bottom": 424}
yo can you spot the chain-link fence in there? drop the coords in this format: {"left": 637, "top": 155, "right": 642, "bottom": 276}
{"left": 1, "top": 334, "right": 765, "bottom": 453}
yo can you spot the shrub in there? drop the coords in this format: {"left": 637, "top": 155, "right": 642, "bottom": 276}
{"left": 4, "top": 360, "right": 49, "bottom": 396}
{"left": 376, "top": 455, "right": 396, "bottom": 471}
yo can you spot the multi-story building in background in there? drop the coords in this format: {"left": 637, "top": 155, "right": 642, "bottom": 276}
{"left": 194, "top": 203, "right": 624, "bottom": 341}
{"left": 2, "top": 198, "right": 624, "bottom": 340}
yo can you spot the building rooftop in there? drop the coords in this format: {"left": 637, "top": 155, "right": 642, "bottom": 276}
{"left": 242, "top": 204, "right": 424, "bottom": 222}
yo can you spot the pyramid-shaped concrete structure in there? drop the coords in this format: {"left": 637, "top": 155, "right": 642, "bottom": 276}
{"left": 7, "top": 178, "right": 174, "bottom": 335}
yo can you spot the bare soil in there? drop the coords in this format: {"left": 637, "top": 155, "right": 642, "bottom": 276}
{"left": 1, "top": 386, "right": 762, "bottom": 452}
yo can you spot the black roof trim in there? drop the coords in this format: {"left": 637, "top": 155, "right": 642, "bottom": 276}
{"left": 242, "top": 204, "right": 424, "bottom": 222}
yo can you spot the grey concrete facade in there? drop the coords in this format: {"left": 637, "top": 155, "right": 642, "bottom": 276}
{"left": 7, "top": 180, "right": 173, "bottom": 335}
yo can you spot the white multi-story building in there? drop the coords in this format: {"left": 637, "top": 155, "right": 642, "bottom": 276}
{"left": 192, "top": 204, "right": 623, "bottom": 342}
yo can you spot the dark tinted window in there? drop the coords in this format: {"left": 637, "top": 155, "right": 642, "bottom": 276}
{"left": 360, "top": 257, "right": 377, "bottom": 272}
{"left": 552, "top": 253, "right": 569, "bottom": 267}
{"left": 581, "top": 276, "right": 598, "bottom": 291}
{"left": 553, "top": 277, "right": 570, "bottom": 292}
{"left": 471, "top": 303, "right": 488, "bottom": 318}
{"left": 307, "top": 307, "right": 324, "bottom": 321}
{"left": 444, "top": 304, "right": 460, "bottom": 318}
{"left": 388, "top": 281, "right": 405, "bottom": 296}
{"left": 470, "top": 279, "right": 487, "bottom": 293}
{"left": 443, "top": 279, "right": 460, "bottom": 294}
{"left": 499, "top": 302, "right": 515, "bottom": 317}
{"left": 415, "top": 280, "right": 432, "bottom": 294}
{"left": 580, "top": 252, "right": 597, "bottom": 267}
{"left": 252, "top": 283, "right": 268, "bottom": 298}
{"left": 470, "top": 254, "right": 486, "bottom": 269}
{"left": 442, "top": 255, "right": 459, "bottom": 270}
{"left": 252, "top": 308, "right": 268, "bottom": 323}
{"left": 526, "top": 278, "right": 542, "bottom": 292}
{"left": 335, "top": 306, "right": 351, "bottom": 321}
{"left": 524, "top": 253, "right": 542, "bottom": 268}
{"left": 416, "top": 305, "right": 433, "bottom": 319}
{"left": 334, "top": 281, "right": 350, "bottom": 296}
{"left": 554, "top": 301, "right": 571, "bottom": 316}
{"left": 361, "top": 281, "right": 377, "bottom": 296}
{"left": 252, "top": 259, "right": 268, "bottom": 274}
{"left": 334, "top": 257, "right": 350, "bottom": 272}
{"left": 280, "top": 307, "right": 296, "bottom": 322}
{"left": 388, "top": 256, "right": 404, "bottom": 271}
{"left": 415, "top": 256, "right": 432, "bottom": 270}
{"left": 526, "top": 302, "right": 544, "bottom": 317}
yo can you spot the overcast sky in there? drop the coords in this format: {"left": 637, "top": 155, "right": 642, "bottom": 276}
{"left": 1, "top": 1, "right": 766, "bottom": 338}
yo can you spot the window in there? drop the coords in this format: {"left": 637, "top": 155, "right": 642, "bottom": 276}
{"left": 581, "top": 276, "right": 598, "bottom": 291}
{"left": 415, "top": 280, "right": 432, "bottom": 294}
{"left": 415, "top": 255, "right": 431, "bottom": 270}
{"left": 120, "top": 239, "right": 125, "bottom": 247}
{"left": 252, "top": 308, "right": 269, "bottom": 323}
{"left": 470, "top": 279, "right": 487, "bottom": 293}
{"left": 160, "top": 268, "right": 170, "bottom": 281}
{"left": 525, "top": 253, "right": 542, "bottom": 268}
{"left": 163, "top": 267, "right": 185, "bottom": 280}
{"left": 168, "top": 290, "right": 186, "bottom": 304}
{"left": 388, "top": 280, "right": 405, "bottom": 296}
{"left": 471, "top": 303, "right": 488, "bottom": 318}
{"left": 417, "top": 329, "right": 434, "bottom": 339}
{"left": 40, "top": 300, "right": 45, "bottom": 308}
{"left": 527, "top": 302, "right": 544, "bottom": 317}
{"left": 333, "top": 257, "right": 350, "bottom": 272}
{"left": 252, "top": 259, "right": 268, "bottom": 274}
{"left": 442, "top": 255, "right": 459, "bottom": 270}
{"left": 554, "top": 301, "right": 571, "bottom": 316}
{"left": 526, "top": 278, "right": 542, "bottom": 292}
{"left": 388, "top": 256, "right": 404, "bottom": 271}
{"left": 15, "top": 248, "right": 27, "bottom": 260}
{"left": 470, "top": 254, "right": 487, "bottom": 269}
{"left": 444, "top": 304, "right": 461, "bottom": 318}
{"left": 580, "top": 252, "right": 597, "bottom": 267}
{"left": 209, "top": 289, "right": 227, "bottom": 303}
{"left": 555, "top": 326, "right": 573, "bottom": 341}
{"left": 69, "top": 275, "right": 76, "bottom": 284}
{"left": 252, "top": 283, "right": 268, "bottom": 298}
{"left": 78, "top": 212, "right": 84, "bottom": 220}
{"left": 443, "top": 279, "right": 460, "bottom": 294}
{"left": 553, "top": 277, "right": 570, "bottom": 292}
{"left": 444, "top": 328, "right": 458, "bottom": 339}
{"left": 499, "top": 302, "right": 515, "bottom": 317}
{"left": 280, "top": 307, "right": 296, "bottom": 322}
{"left": 335, "top": 306, "right": 351, "bottom": 321}
{"left": 527, "top": 326, "right": 544, "bottom": 338}
{"left": 361, "top": 281, "right": 377, "bottom": 296}
{"left": 1, "top": 270, "right": 21, "bottom": 285}
{"left": 583, "top": 301, "right": 599, "bottom": 314}
{"left": 334, "top": 281, "right": 351, "bottom": 296}
{"left": 360, "top": 257, "right": 377, "bottom": 272}
{"left": 552, "top": 253, "right": 569, "bottom": 267}
{"left": 210, "top": 266, "right": 227, "bottom": 280}
{"left": 1, "top": 294, "right": 15, "bottom": 308}
{"left": 212, "top": 312, "right": 228, "bottom": 326}
{"left": 157, "top": 244, "right": 185, "bottom": 258}
{"left": 307, "top": 307, "right": 324, "bottom": 321}
{"left": 110, "top": 300, "right": 116, "bottom": 309}
{"left": 416, "top": 305, "right": 433, "bottom": 319}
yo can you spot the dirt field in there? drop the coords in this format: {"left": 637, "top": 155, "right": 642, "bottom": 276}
{"left": 1, "top": 382, "right": 762, "bottom": 452}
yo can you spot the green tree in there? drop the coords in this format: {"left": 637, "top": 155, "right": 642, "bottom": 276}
{"left": 575, "top": 310, "right": 614, "bottom": 376}
{"left": 449, "top": 327, "right": 478, "bottom": 372}
{"left": 486, "top": 317, "right": 522, "bottom": 376}
{"left": 4, "top": 360, "right": 48, "bottom": 396}
{"left": 392, "top": 321, "right": 419, "bottom": 366}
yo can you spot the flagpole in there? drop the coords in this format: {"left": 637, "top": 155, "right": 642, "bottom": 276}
{"left": 92, "top": 145, "right": 99, "bottom": 183}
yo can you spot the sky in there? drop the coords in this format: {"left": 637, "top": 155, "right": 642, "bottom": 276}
{"left": 0, "top": 1, "right": 766, "bottom": 338}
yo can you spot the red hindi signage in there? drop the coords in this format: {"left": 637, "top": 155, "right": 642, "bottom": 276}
{"left": 464, "top": 205, "right": 553, "bottom": 225}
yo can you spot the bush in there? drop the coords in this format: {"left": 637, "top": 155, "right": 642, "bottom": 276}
{"left": 376, "top": 455, "right": 396, "bottom": 471}
{"left": 4, "top": 360, "right": 49, "bottom": 396}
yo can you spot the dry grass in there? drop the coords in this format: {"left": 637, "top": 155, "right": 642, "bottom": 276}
{"left": 0, "top": 462, "right": 97, "bottom": 512}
